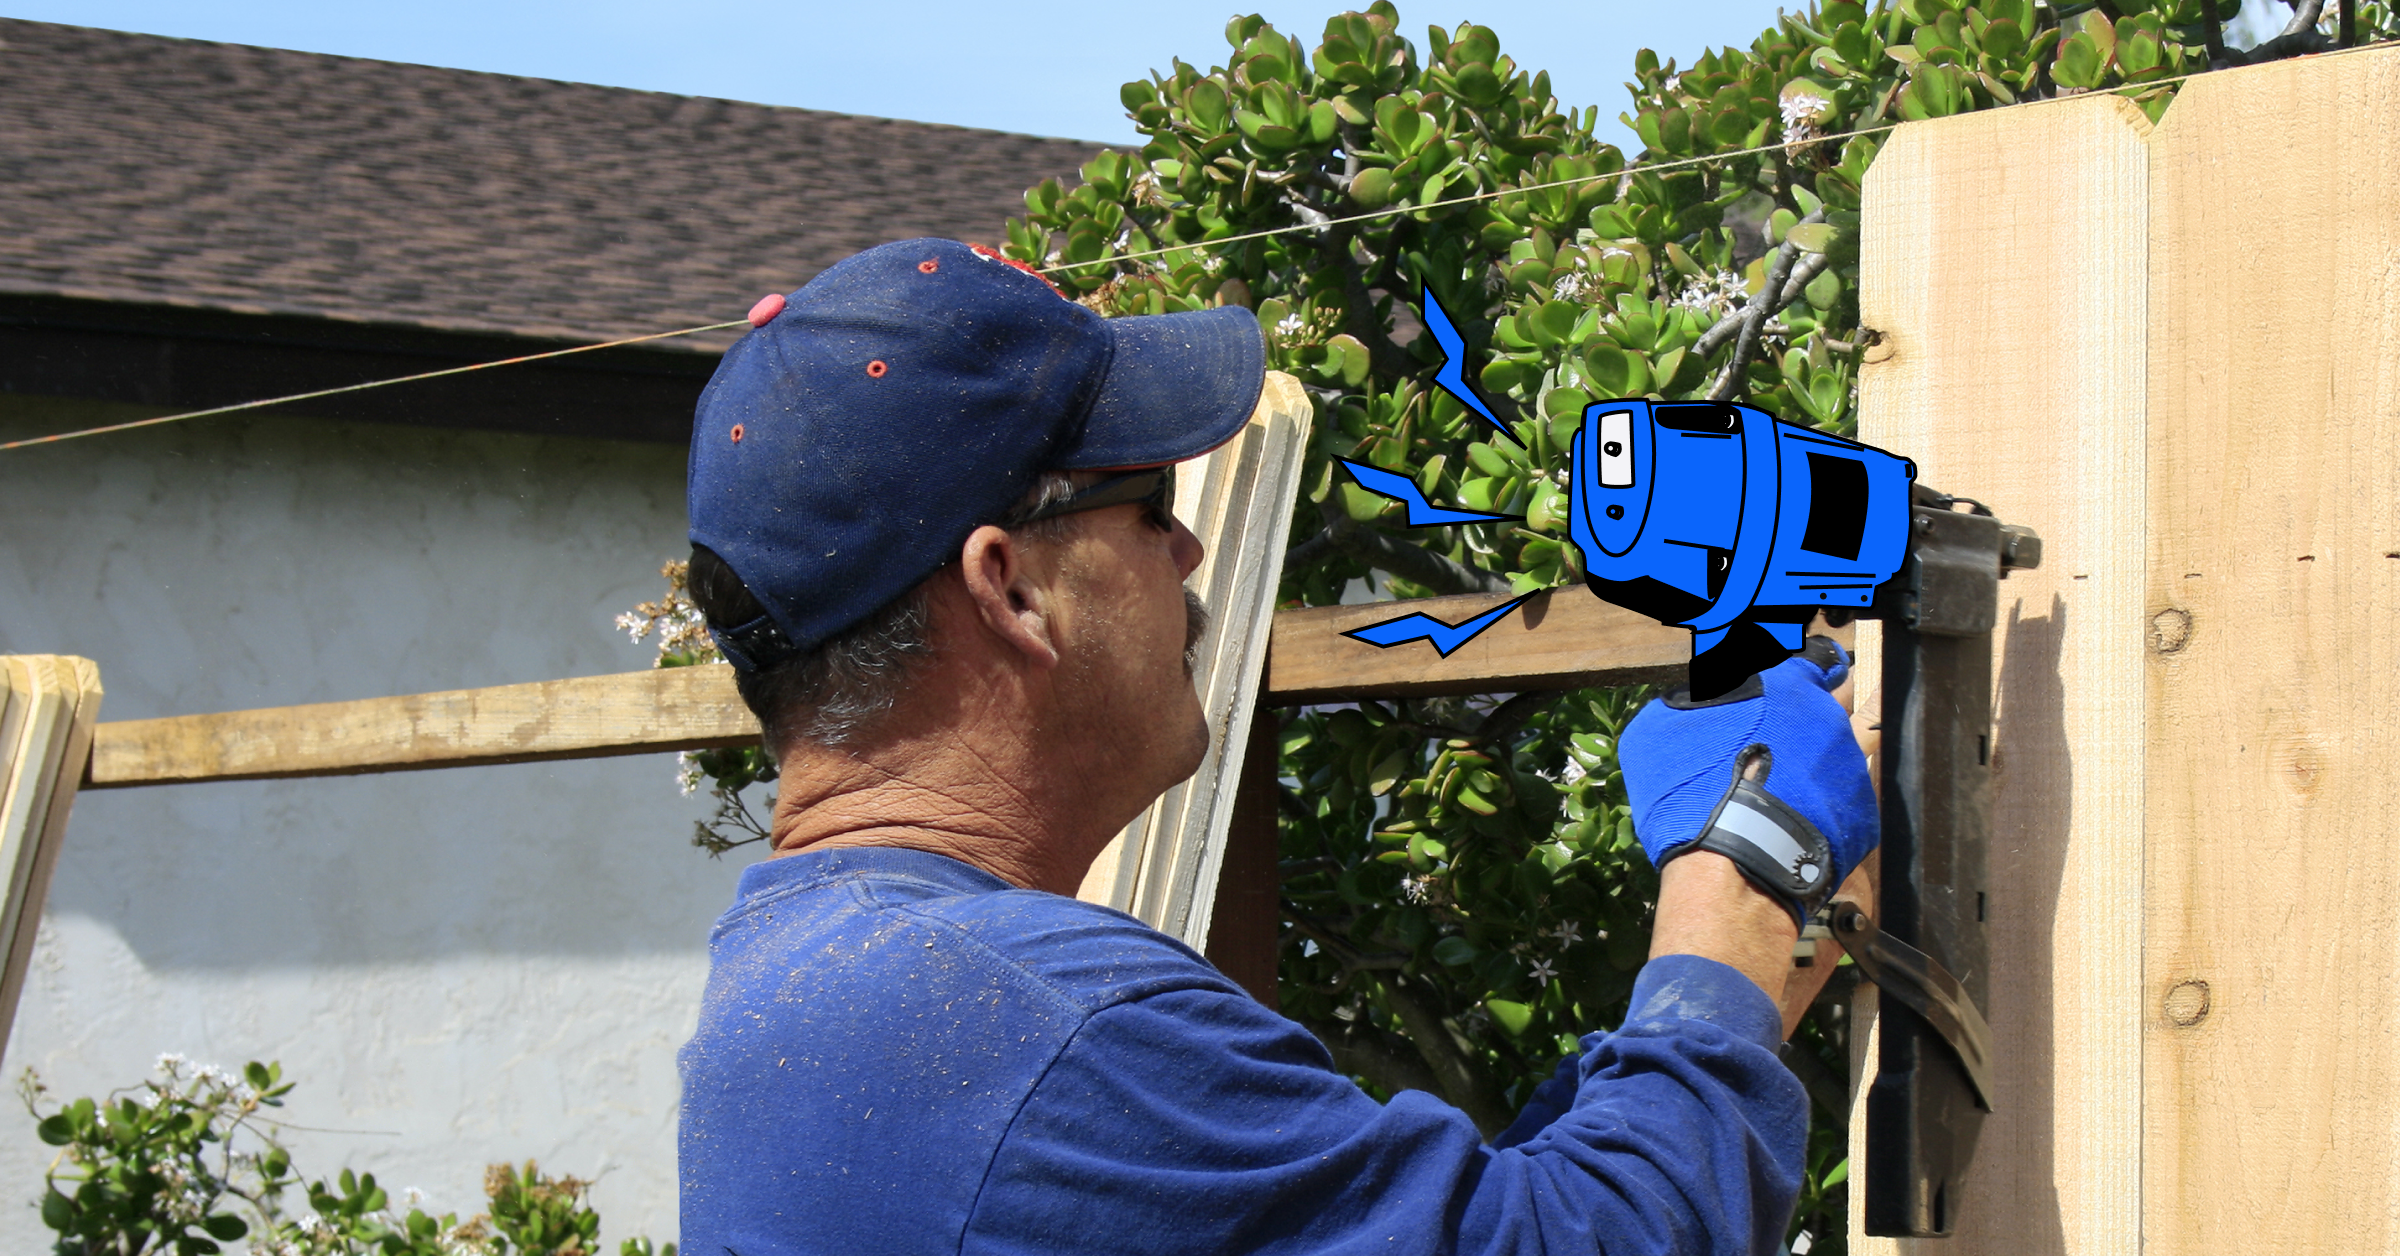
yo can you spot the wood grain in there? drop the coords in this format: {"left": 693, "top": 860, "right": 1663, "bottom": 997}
{"left": 2144, "top": 48, "right": 2400, "bottom": 1254}
{"left": 0, "top": 655, "right": 102, "bottom": 1061}
{"left": 1263, "top": 586, "right": 1688, "bottom": 705}
{"left": 1849, "top": 92, "right": 2152, "bottom": 1256}
{"left": 86, "top": 664, "right": 757, "bottom": 787}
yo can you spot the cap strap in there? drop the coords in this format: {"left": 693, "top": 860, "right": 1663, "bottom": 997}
{"left": 710, "top": 613, "right": 800, "bottom": 673}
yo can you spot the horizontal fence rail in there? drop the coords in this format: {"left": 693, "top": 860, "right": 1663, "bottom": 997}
{"left": 85, "top": 591, "right": 1693, "bottom": 789}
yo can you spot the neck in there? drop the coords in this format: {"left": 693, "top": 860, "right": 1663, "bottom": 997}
{"left": 764, "top": 651, "right": 1130, "bottom": 898}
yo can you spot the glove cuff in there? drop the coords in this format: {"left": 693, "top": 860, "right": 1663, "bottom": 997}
{"left": 1659, "top": 765, "right": 1837, "bottom": 931}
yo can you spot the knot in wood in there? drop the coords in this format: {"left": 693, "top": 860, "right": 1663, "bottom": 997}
{"left": 2164, "top": 978, "right": 2211, "bottom": 1027}
{"left": 2150, "top": 607, "right": 2193, "bottom": 654}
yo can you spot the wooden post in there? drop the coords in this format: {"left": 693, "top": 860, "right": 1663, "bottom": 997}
{"left": 2144, "top": 50, "right": 2400, "bottom": 1253}
{"left": 1204, "top": 708, "right": 1283, "bottom": 1008}
{"left": 1852, "top": 92, "right": 2152, "bottom": 1255}
{"left": 0, "top": 656, "right": 103, "bottom": 1062}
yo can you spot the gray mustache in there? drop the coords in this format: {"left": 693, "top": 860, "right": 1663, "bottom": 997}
{"left": 1183, "top": 589, "right": 1210, "bottom": 678}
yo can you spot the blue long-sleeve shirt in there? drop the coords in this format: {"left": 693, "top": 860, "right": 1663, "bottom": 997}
{"left": 678, "top": 847, "right": 1806, "bottom": 1255}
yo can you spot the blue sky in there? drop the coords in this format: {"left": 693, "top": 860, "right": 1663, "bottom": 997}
{"left": 4, "top": 1, "right": 1818, "bottom": 154}
{"left": 5, "top": 0, "right": 2302, "bottom": 153}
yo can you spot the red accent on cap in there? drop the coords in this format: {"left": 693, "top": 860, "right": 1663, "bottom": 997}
{"left": 967, "top": 244, "right": 1068, "bottom": 299}
{"left": 866, "top": 360, "right": 888, "bottom": 378}
{"left": 748, "top": 293, "right": 786, "bottom": 327}
{"left": 729, "top": 423, "right": 745, "bottom": 443}
{"left": 918, "top": 259, "right": 939, "bottom": 273}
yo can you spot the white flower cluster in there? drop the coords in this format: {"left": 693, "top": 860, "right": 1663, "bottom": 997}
{"left": 675, "top": 750, "right": 706, "bottom": 797}
{"left": 1274, "top": 312, "right": 1308, "bottom": 338}
{"left": 1551, "top": 270, "right": 1593, "bottom": 303}
{"left": 1129, "top": 170, "right": 1171, "bottom": 209}
{"left": 1780, "top": 90, "right": 1832, "bottom": 151}
{"left": 155, "top": 1052, "right": 254, "bottom": 1103}
{"left": 1672, "top": 270, "right": 1748, "bottom": 318}
{"left": 154, "top": 1159, "right": 214, "bottom": 1227}
{"left": 1400, "top": 873, "right": 1437, "bottom": 905}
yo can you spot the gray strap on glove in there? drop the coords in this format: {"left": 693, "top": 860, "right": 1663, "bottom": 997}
{"left": 1658, "top": 747, "right": 1837, "bottom": 930}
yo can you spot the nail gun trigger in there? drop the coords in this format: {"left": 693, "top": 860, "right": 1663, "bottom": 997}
{"left": 1831, "top": 900, "right": 1998, "bottom": 1112}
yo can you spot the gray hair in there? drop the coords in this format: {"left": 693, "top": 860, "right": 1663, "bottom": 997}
{"left": 692, "top": 473, "right": 1082, "bottom": 755}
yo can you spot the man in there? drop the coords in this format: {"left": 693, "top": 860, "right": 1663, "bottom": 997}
{"left": 676, "top": 238, "right": 1880, "bottom": 1256}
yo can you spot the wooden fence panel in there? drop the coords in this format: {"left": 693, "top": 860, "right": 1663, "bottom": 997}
{"left": 1851, "top": 93, "right": 2152, "bottom": 1256}
{"left": 2144, "top": 50, "right": 2400, "bottom": 1254}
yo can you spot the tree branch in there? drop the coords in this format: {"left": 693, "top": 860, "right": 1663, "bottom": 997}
{"left": 1474, "top": 690, "right": 1563, "bottom": 745}
{"left": 1285, "top": 526, "right": 1341, "bottom": 573}
{"left": 1284, "top": 908, "right": 1412, "bottom": 972}
{"left": 1298, "top": 1014, "right": 1449, "bottom": 1100}
{"left": 1322, "top": 512, "right": 1513, "bottom": 595}
{"left": 1709, "top": 210, "right": 1823, "bottom": 402}
{"left": 2221, "top": 0, "right": 2332, "bottom": 63}
{"left": 1377, "top": 975, "right": 1517, "bottom": 1139}
{"left": 1693, "top": 248, "right": 1834, "bottom": 358}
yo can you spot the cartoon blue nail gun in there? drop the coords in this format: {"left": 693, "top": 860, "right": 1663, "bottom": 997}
{"left": 1568, "top": 399, "right": 1915, "bottom": 700}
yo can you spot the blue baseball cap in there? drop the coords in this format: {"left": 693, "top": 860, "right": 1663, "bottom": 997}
{"left": 688, "top": 238, "right": 1264, "bottom": 668}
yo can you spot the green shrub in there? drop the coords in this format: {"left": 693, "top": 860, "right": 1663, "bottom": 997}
{"left": 20, "top": 1058, "right": 671, "bottom": 1256}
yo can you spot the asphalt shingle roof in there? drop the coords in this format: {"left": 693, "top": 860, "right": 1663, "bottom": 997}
{"left": 0, "top": 18, "right": 1107, "bottom": 352}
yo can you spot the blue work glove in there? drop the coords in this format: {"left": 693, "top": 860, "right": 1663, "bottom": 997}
{"left": 1619, "top": 637, "right": 1878, "bottom": 927}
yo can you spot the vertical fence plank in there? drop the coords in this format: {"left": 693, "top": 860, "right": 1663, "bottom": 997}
{"left": 2145, "top": 48, "right": 2400, "bottom": 1254}
{"left": 1850, "top": 93, "right": 2151, "bottom": 1256}
{"left": 0, "top": 656, "right": 102, "bottom": 1061}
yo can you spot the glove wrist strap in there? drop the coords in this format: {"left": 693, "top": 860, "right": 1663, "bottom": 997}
{"left": 1660, "top": 772, "right": 1837, "bottom": 931}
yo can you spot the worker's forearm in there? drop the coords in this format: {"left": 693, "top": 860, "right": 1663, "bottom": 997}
{"left": 1649, "top": 851, "right": 1799, "bottom": 1019}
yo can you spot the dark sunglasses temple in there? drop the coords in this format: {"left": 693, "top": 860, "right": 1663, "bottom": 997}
{"left": 1017, "top": 468, "right": 1175, "bottom": 525}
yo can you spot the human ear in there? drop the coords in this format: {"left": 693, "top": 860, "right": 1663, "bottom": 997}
{"left": 958, "top": 524, "right": 1062, "bottom": 668}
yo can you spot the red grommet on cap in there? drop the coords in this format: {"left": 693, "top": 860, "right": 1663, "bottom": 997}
{"left": 747, "top": 293, "right": 786, "bottom": 327}
{"left": 918, "top": 259, "right": 939, "bottom": 273}
{"left": 729, "top": 423, "right": 745, "bottom": 443}
{"left": 866, "top": 360, "right": 889, "bottom": 378}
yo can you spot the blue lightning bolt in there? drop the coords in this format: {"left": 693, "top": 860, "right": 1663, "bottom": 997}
{"left": 1343, "top": 594, "right": 1533, "bottom": 658}
{"left": 1337, "top": 458, "right": 1517, "bottom": 527}
{"left": 1420, "top": 287, "right": 1523, "bottom": 446}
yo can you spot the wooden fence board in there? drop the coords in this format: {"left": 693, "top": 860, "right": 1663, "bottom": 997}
{"left": 1264, "top": 587, "right": 1686, "bottom": 704}
{"left": 1850, "top": 92, "right": 2152, "bottom": 1256}
{"left": 87, "top": 665, "right": 757, "bottom": 787}
{"left": 87, "top": 588, "right": 1691, "bottom": 790}
{"left": 2144, "top": 49, "right": 2400, "bottom": 1254}
{"left": 0, "top": 656, "right": 102, "bottom": 1061}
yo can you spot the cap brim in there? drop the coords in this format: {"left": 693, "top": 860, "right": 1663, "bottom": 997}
{"left": 1059, "top": 304, "right": 1265, "bottom": 470}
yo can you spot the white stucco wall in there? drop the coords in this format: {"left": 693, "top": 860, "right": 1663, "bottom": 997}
{"left": 0, "top": 394, "right": 752, "bottom": 1249}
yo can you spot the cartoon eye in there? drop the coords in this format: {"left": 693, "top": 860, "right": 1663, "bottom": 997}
{"left": 1597, "top": 410, "right": 1636, "bottom": 488}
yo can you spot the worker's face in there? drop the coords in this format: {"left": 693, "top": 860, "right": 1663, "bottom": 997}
{"left": 1044, "top": 485, "right": 1211, "bottom": 802}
